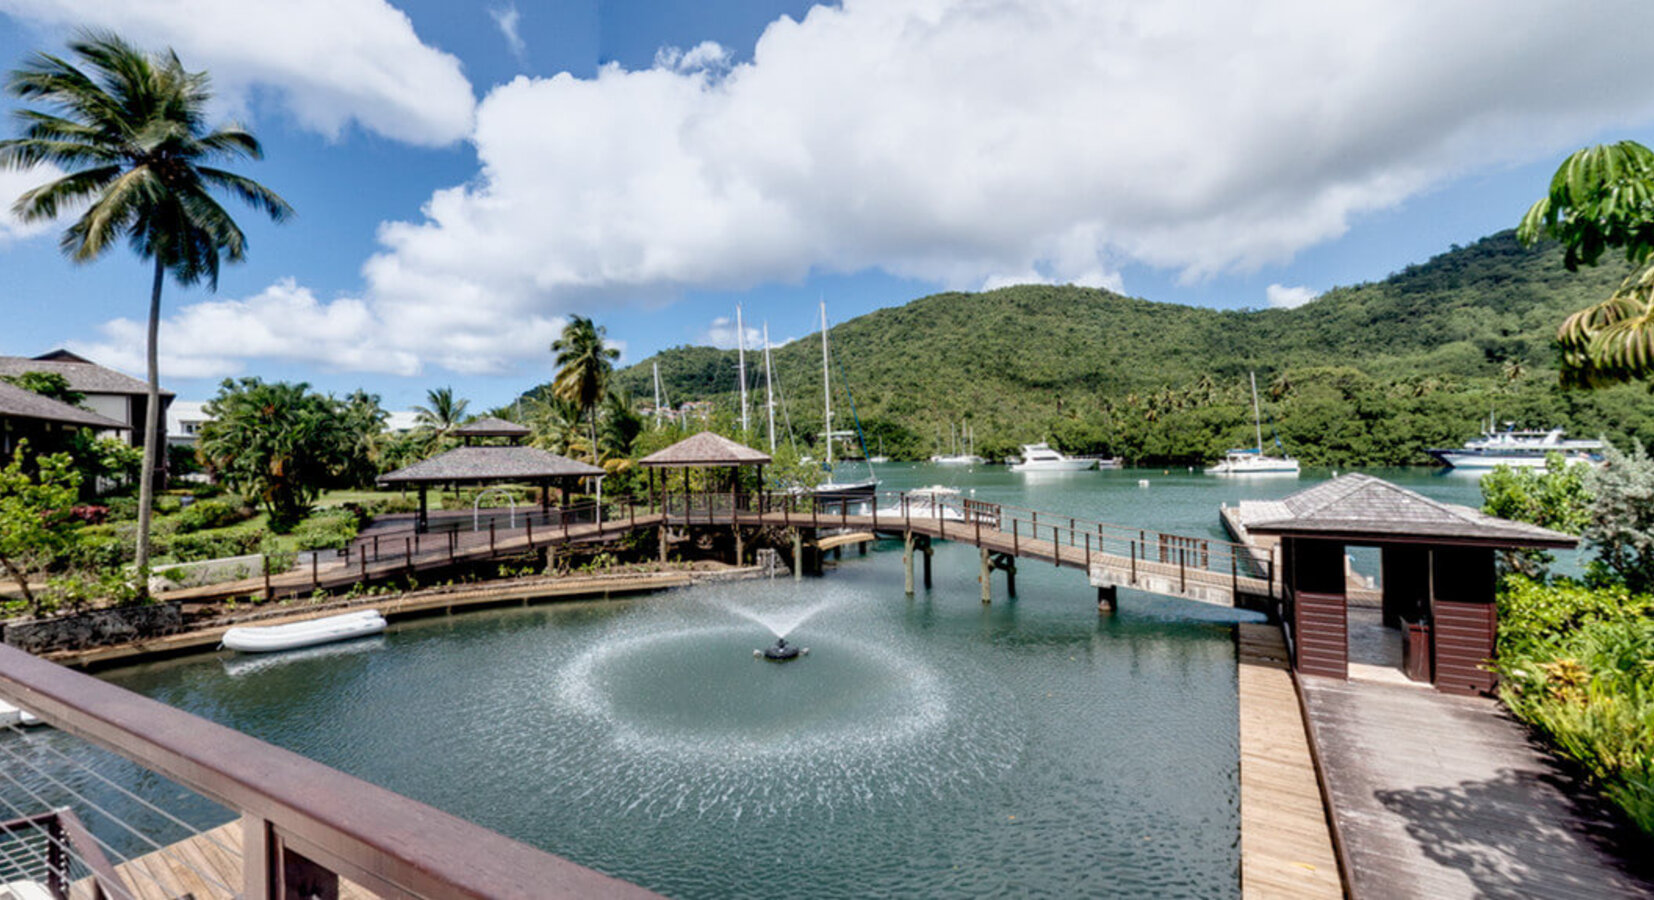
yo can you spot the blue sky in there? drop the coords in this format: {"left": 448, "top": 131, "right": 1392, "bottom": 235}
{"left": 1, "top": 1, "right": 1653, "bottom": 413}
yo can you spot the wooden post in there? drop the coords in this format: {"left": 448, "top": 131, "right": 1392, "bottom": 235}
{"left": 360, "top": 549, "right": 367, "bottom": 581}
{"left": 859, "top": 541, "right": 867, "bottom": 556}
{"left": 264, "top": 555, "right": 272, "bottom": 601}
{"left": 1098, "top": 584, "right": 1117, "bottom": 613}
{"left": 922, "top": 540, "right": 933, "bottom": 589}
{"left": 1085, "top": 532, "right": 1091, "bottom": 571}
{"left": 1012, "top": 519, "right": 1019, "bottom": 556}
{"left": 373, "top": 535, "right": 380, "bottom": 561}
{"left": 1005, "top": 556, "right": 1017, "bottom": 596}
{"left": 526, "top": 518, "right": 534, "bottom": 549}
{"left": 734, "top": 525, "right": 744, "bottom": 566}
{"left": 489, "top": 520, "right": 496, "bottom": 556}
{"left": 980, "top": 547, "right": 992, "bottom": 604}
{"left": 1179, "top": 546, "right": 1187, "bottom": 593}
{"left": 659, "top": 525, "right": 669, "bottom": 564}
{"left": 1130, "top": 539, "right": 1137, "bottom": 584}
{"left": 903, "top": 531, "right": 915, "bottom": 595}
{"left": 792, "top": 529, "right": 804, "bottom": 581}
{"left": 311, "top": 553, "right": 319, "bottom": 591}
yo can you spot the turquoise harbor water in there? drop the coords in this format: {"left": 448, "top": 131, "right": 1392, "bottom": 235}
{"left": 8, "top": 465, "right": 1496, "bottom": 898}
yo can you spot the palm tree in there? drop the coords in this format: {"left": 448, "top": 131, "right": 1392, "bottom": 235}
{"left": 551, "top": 316, "right": 620, "bottom": 462}
{"left": 412, "top": 386, "right": 469, "bottom": 436}
{"left": 0, "top": 34, "right": 291, "bottom": 582}
{"left": 524, "top": 392, "right": 584, "bottom": 457}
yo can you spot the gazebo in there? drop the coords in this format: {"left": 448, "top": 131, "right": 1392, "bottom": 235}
{"left": 377, "top": 421, "right": 604, "bottom": 531}
{"left": 638, "top": 431, "right": 771, "bottom": 502}
{"left": 1243, "top": 474, "right": 1577, "bottom": 695}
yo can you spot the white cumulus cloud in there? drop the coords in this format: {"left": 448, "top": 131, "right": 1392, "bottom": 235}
{"left": 0, "top": 163, "right": 66, "bottom": 242}
{"left": 1, "top": 0, "right": 475, "bottom": 146}
{"left": 699, "top": 315, "right": 764, "bottom": 350}
{"left": 63, "top": 0, "right": 1654, "bottom": 378}
{"left": 1266, "top": 284, "right": 1318, "bottom": 309}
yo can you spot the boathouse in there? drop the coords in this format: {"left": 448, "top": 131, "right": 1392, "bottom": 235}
{"left": 1241, "top": 474, "right": 1576, "bottom": 695}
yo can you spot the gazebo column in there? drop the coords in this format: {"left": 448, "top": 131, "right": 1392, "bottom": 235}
{"left": 417, "top": 484, "right": 429, "bottom": 533}
{"left": 1430, "top": 546, "right": 1498, "bottom": 696}
{"left": 539, "top": 479, "right": 550, "bottom": 516}
{"left": 1289, "top": 537, "right": 1348, "bottom": 680}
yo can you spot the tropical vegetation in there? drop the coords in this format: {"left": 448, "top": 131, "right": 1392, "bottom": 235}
{"left": 550, "top": 316, "right": 621, "bottom": 462}
{"left": 600, "top": 232, "right": 1653, "bottom": 466}
{"left": 0, "top": 33, "right": 291, "bottom": 585}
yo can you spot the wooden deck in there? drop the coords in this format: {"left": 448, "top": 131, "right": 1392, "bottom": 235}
{"left": 1299, "top": 676, "right": 1654, "bottom": 899}
{"left": 1236, "top": 624, "right": 1344, "bottom": 899}
{"left": 73, "top": 820, "right": 376, "bottom": 899}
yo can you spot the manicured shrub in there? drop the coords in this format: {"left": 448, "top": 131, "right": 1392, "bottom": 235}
{"left": 291, "top": 509, "right": 360, "bottom": 551}
{"left": 173, "top": 498, "right": 254, "bottom": 534}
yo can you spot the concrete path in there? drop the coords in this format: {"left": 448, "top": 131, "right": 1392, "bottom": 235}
{"left": 1299, "top": 677, "right": 1653, "bottom": 900}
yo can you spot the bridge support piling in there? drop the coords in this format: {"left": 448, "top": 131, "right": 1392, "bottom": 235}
{"left": 922, "top": 544, "right": 933, "bottom": 589}
{"left": 733, "top": 525, "right": 744, "bottom": 566}
{"left": 793, "top": 530, "right": 804, "bottom": 582}
{"left": 903, "top": 531, "right": 915, "bottom": 595}
{"left": 1097, "top": 584, "right": 1118, "bottom": 614}
{"left": 859, "top": 540, "right": 867, "bottom": 556}
{"left": 658, "top": 525, "right": 668, "bottom": 564}
{"left": 980, "top": 547, "right": 992, "bottom": 604}
{"left": 834, "top": 545, "right": 842, "bottom": 560}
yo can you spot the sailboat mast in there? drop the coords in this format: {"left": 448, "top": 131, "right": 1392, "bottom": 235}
{"left": 763, "top": 322, "right": 776, "bottom": 453}
{"left": 1251, "top": 371, "right": 1264, "bottom": 455}
{"left": 821, "top": 301, "right": 833, "bottom": 468}
{"left": 736, "top": 305, "right": 749, "bottom": 434}
{"left": 652, "top": 361, "right": 663, "bottom": 428}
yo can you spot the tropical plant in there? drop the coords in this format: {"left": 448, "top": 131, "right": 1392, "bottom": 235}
{"left": 336, "top": 389, "right": 389, "bottom": 489}
{"left": 551, "top": 316, "right": 620, "bottom": 462}
{"left": 599, "top": 389, "right": 644, "bottom": 459}
{"left": 1584, "top": 440, "right": 1654, "bottom": 593}
{"left": 1518, "top": 141, "right": 1654, "bottom": 385}
{"left": 0, "top": 443, "right": 82, "bottom": 612}
{"left": 412, "top": 386, "right": 469, "bottom": 436}
{"left": 525, "top": 392, "right": 586, "bottom": 457}
{"left": 196, "top": 378, "right": 348, "bottom": 531}
{"left": 0, "top": 33, "right": 292, "bottom": 584}
{"left": 1, "top": 371, "right": 84, "bottom": 406}
{"left": 1480, "top": 454, "right": 1592, "bottom": 578}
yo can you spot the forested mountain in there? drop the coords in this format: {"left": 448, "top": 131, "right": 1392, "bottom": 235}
{"left": 580, "top": 231, "right": 1654, "bottom": 466}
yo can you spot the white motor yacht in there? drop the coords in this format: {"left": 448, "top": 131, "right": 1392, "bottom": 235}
{"left": 1010, "top": 443, "right": 1095, "bottom": 472}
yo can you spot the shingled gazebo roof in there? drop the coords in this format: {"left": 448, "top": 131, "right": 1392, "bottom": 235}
{"left": 377, "top": 446, "right": 603, "bottom": 485}
{"left": 452, "top": 416, "right": 531, "bottom": 438}
{"left": 639, "top": 431, "right": 771, "bottom": 468}
{"left": 1243, "top": 473, "right": 1578, "bottom": 548}
{"left": 0, "top": 381, "right": 129, "bottom": 430}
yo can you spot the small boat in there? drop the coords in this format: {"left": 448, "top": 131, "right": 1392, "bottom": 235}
{"left": 0, "top": 700, "right": 42, "bottom": 728}
{"left": 878, "top": 485, "right": 967, "bottom": 521}
{"left": 222, "top": 610, "right": 387, "bottom": 654}
{"left": 1010, "top": 443, "right": 1094, "bottom": 472}
{"left": 1208, "top": 373, "right": 1300, "bottom": 476}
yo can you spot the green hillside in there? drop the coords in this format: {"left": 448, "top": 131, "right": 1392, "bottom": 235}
{"left": 591, "top": 231, "right": 1653, "bottom": 466}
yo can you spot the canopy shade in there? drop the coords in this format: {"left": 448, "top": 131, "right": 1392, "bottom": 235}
{"left": 638, "top": 431, "right": 771, "bottom": 468}
{"left": 1243, "top": 474, "right": 1578, "bottom": 549}
{"left": 377, "top": 445, "right": 603, "bottom": 486}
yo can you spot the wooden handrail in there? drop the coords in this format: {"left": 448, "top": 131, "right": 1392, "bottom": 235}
{"left": 0, "top": 644, "right": 657, "bottom": 900}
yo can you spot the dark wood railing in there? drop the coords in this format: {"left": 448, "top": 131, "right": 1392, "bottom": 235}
{"left": 0, "top": 644, "right": 657, "bottom": 899}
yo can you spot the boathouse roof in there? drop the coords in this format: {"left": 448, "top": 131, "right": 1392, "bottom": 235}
{"left": 0, "top": 380, "right": 130, "bottom": 430}
{"left": 377, "top": 445, "right": 603, "bottom": 485}
{"left": 638, "top": 431, "right": 771, "bottom": 467}
{"left": 1243, "top": 473, "right": 1578, "bottom": 548}
{"left": 451, "top": 416, "right": 531, "bottom": 438}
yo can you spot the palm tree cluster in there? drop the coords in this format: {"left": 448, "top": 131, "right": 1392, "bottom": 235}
{"left": 0, "top": 33, "right": 290, "bottom": 578}
{"left": 549, "top": 316, "right": 622, "bottom": 462}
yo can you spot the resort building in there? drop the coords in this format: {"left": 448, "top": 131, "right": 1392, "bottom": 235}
{"left": 0, "top": 349, "right": 171, "bottom": 453}
{"left": 0, "top": 378, "right": 128, "bottom": 459}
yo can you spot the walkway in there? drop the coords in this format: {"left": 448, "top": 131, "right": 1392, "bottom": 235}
{"left": 1299, "top": 677, "right": 1654, "bottom": 899}
{"left": 1237, "top": 624, "right": 1342, "bottom": 899}
{"left": 74, "top": 820, "right": 375, "bottom": 900}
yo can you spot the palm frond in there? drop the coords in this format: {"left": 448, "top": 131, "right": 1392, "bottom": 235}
{"left": 196, "top": 166, "right": 293, "bottom": 222}
{"left": 10, "top": 164, "right": 120, "bottom": 221}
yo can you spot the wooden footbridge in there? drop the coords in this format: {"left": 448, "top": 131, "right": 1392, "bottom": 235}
{"left": 160, "top": 492, "right": 1276, "bottom": 609}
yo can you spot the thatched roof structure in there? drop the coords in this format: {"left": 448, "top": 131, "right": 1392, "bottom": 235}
{"left": 638, "top": 431, "right": 771, "bottom": 468}
{"left": 378, "top": 446, "right": 603, "bottom": 485}
{"left": 1243, "top": 474, "right": 1577, "bottom": 548}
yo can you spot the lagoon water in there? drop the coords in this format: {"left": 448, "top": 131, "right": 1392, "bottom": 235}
{"left": 14, "top": 465, "right": 1495, "bottom": 898}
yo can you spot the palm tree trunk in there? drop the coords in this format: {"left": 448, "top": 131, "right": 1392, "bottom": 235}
{"left": 134, "top": 257, "right": 164, "bottom": 598}
{"left": 589, "top": 406, "right": 600, "bottom": 464}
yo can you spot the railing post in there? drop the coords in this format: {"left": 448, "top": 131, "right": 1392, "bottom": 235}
{"left": 1085, "top": 531, "right": 1091, "bottom": 570}
{"left": 526, "top": 519, "right": 534, "bottom": 548}
{"left": 243, "top": 814, "right": 273, "bottom": 900}
{"left": 360, "top": 548, "right": 367, "bottom": 582}
{"left": 404, "top": 537, "right": 412, "bottom": 576}
{"left": 489, "top": 520, "right": 496, "bottom": 555}
{"left": 1180, "top": 547, "right": 1186, "bottom": 593}
{"left": 373, "top": 534, "right": 380, "bottom": 562}
{"left": 1013, "top": 518, "right": 1019, "bottom": 556}
{"left": 564, "top": 511, "right": 571, "bottom": 542}
{"left": 449, "top": 530, "right": 456, "bottom": 563}
{"left": 1130, "top": 539, "right": 1137, "bottom": 584}
{"left": 1232, "top": 551, "right": 1239, "bottom": 598}
{"left": 311, "top": 552, "right": 319, "bottom": 591}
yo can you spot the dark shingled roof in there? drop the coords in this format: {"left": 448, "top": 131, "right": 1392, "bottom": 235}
{"left": 0, "top": 351, "right": 171, "bottom": 397}
{"left": 377, "top": 445, "right": 604, "bottom": 485}
{"left": 0, "top": 380, "right": 129, "bottom": 430}
{"left": 639, "top": 431, "right": 772, "bottom": 467}
{"left": 1244, "top": 473, "right": 1578, "bottom": 548}
{"left": 452, "top": 416, "right": 531, "bottom": 437}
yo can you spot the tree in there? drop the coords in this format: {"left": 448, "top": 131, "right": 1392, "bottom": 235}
{"left": 1584, "top": 441, "right": 1654, "bottom": 593}
{"left": 413, "top": 386, "right": 469, "bottom": 436}
{"left": 551, "top": 316, "right": 620, "bottom": 462}
{"left": 0, "top": 443, "right": 81, "bottom": 612}
{"left": 526, "top": 392, "right": 585, "bottom": 457}
{"left": 1480, "top": 454, "right": 1592, "bottom": 578}
{"left": 337, "top": 389, "right": 389, "bottom": 488}
{"left": 197, "top": 378, "right": 347, "bottom": 531}
{"left": 1518, "top": 141, "right": 1654, "bottom": 385}
{"left": 599, "top": 390, "right": 644, "bottom": 459}
{"left": 0, "top": 34, "right": 292, "bottom": 584}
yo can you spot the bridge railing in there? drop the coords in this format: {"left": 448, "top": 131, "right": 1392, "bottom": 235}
{"left": 0, "top": 644, "right": 655, "bottom": 899}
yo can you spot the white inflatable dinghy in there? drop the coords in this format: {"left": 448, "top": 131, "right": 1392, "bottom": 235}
{"left": 222, "top": 610, "right": 387, "bottom": 653}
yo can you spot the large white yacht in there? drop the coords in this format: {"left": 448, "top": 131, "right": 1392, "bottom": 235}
{"left": 1427, "top": 425, "right": 1604, "bottom": 470}
{"left": 1010, "top": 443, "right": 1095, "bottom": 472}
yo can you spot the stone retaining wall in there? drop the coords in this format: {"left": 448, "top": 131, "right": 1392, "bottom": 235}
{"left": 4, "top": 603, "right": 184, "bottom": 654}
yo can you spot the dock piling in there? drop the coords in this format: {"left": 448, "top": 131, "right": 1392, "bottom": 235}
{"left": 903, "top": 531, "right": 915, "bottom": 595}
{"left": 980, "top": 547, "right": 991, "bottom": 604}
